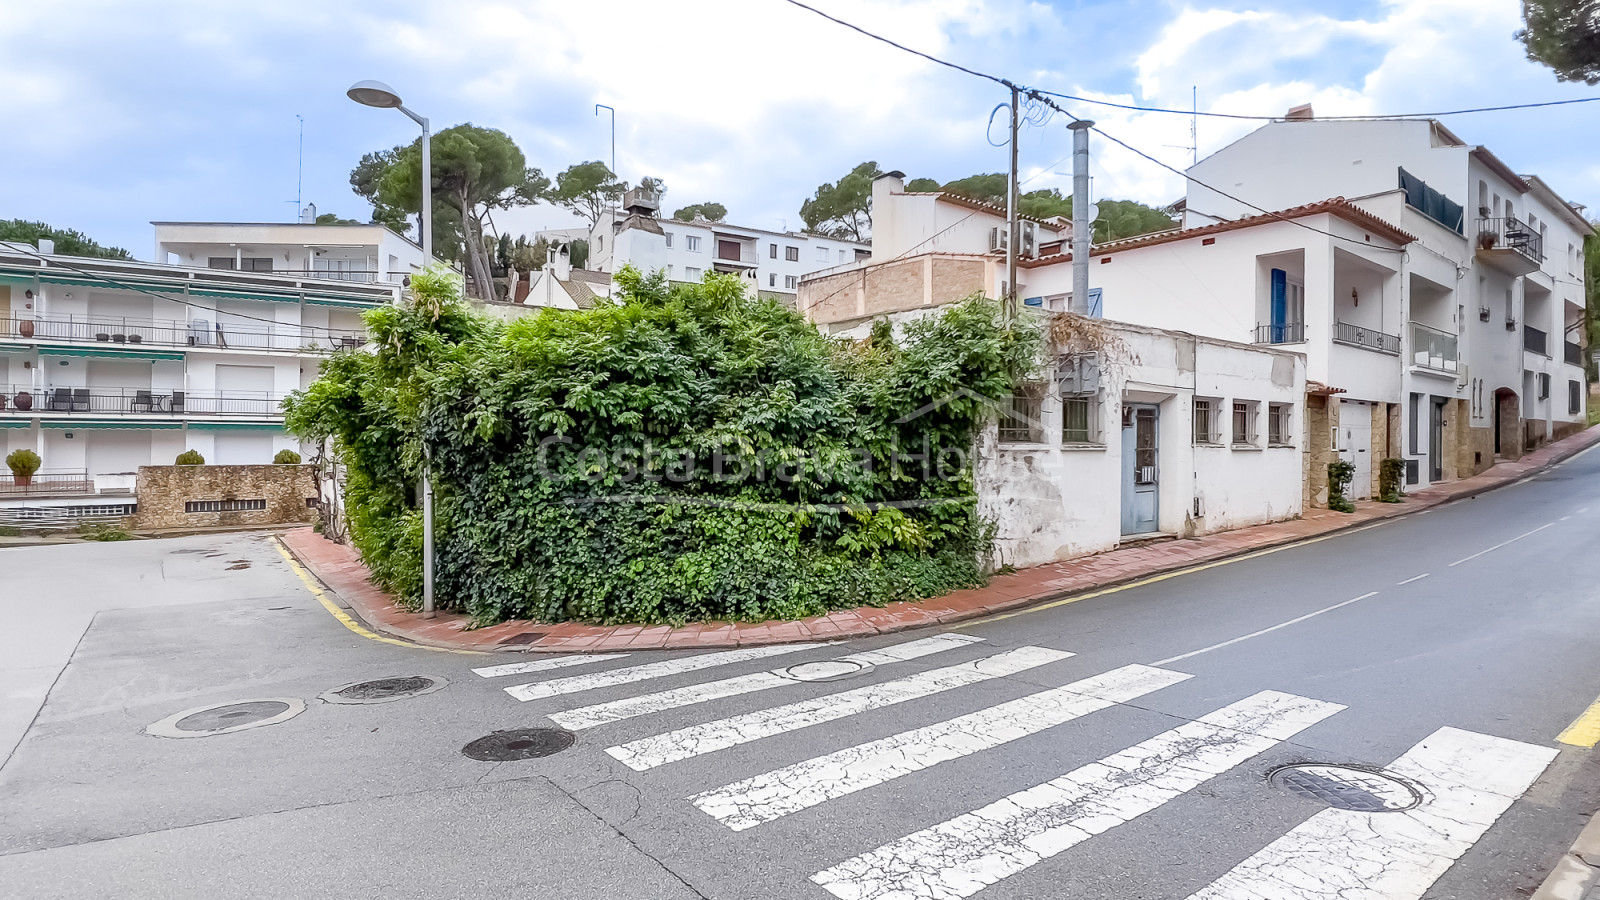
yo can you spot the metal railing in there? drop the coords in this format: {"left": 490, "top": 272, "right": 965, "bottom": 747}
{"left": 1475, "top": 217, "right": 1545, "bottom": 264}
{"left": 1253, "top": 322, "right": 1305, "bottom": 344}
{"left": 1565, "top": 340, "right": 1584, "bottom": 366}
{"left": 0, "top": 502, "right": 136, "bottom": 529}
{"left": 0, "top": 470, "right": 93, "bottom": 495}
{"left": 0, "top": 313, "right": 365, "bottom": 352}
{"left": 1333, "top": 320, "right": 1401, "bottom": 355}
{"left": 1524, "top": 325, "right": 1549, "bottom": 356}
{"left": 1408, "top": 321, "right": 1458, "bottom": 373}
{"left": 0, "top": 385, "right": 286, "bottom": 417}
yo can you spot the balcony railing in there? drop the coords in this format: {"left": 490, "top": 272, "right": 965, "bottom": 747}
{"left": 1333, "top": 320, "right": 1401, "bottom": 355}
{"left": 1408, "top": 321, "right": 1458, "bottom": 373}
{"left": 0, "top": 470, "right": 93, "bottom": 495}
{"left": 1475, "top": 217, "right": 1544, "bottom": 265}
{"left": 1524, "top": 325, "right": 1549, "bottom": 356}
{"left": 0, "top": 314, "right": 365, "bottom": 353}
{"left": 0, "top": 385, "right": 285, "bottom": 417}
{"left": 1253, "top": 322, "right": 1306, "bottom": 345}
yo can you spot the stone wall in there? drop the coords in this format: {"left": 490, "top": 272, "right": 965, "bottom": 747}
{"left": 1304, "top": 394, "right": 1336, "bottom": 509}
{"left": 135, "top": 464, "right": 316, "bottom": 531}
{"left": 799, "top": 255, "right": 990, "bottom": 327}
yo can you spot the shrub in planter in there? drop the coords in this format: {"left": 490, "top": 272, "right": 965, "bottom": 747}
{"left": 1327, "top": 459, "right": 1356, "bottom": 513}
{"left": 6, "top": 448, "right": 41, "bottom": 485}
{"left": 1378, "top": 458, "right": 1405, "bottom": 503}
{"left": 175, "top": 450, "right": 205, "bottom": 465}
{"left": 273, "top": 449, "right": 302, "bottom": 465}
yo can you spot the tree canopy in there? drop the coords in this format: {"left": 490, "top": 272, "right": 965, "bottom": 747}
{"left": 549, "top": 161, "right": 625, "bottom": 227}
{"left": 314, "top": 212, "right": 362, "bottom": 226}
{"left": 1518, "top": 0, "right": 1600, "bottom": 83}
{"left": 0, "top": 220, "right": 130, "bottom": 259}
{"left": 673, "top": 202, "right": 728, "bottom": 222}
{"left": 925, "top": 174, "right": 1176, "bottom": 242}
{"left": 800, "top": 161, "right": 880, "bottom": 241}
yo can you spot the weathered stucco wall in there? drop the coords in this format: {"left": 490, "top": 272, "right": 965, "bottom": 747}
{"left": 135, "top": 464, "right": 315, "bottom": 530}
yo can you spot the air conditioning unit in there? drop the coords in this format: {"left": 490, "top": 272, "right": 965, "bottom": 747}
{"left": 988, "top": 227, "right": 1008, "bottom": 252}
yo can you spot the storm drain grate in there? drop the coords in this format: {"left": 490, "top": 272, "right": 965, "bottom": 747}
{"left": 777, "top": 659, "right": 877, "bottom": 683}
{"left": 146, "top": 698, "right": 306, "bottom": 738}
{"left": 462, "top": 728, "right": 576, "bottom": 761}
{"left": 1268, "top": 763, "right": 1423, "bottom": 812}
{"left": 321, "top": 675, "right": 447, "bottom": 705}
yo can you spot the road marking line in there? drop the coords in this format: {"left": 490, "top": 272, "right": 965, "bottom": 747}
{"left": 1557, "top": 695, "right": 1600, "bottom": 747}
{"left": 604, "top": 646, "right": 1072, "bottom": 772}
{"left": 1397, "top": 573, "right": 1430, "bottom": 585}
{"left": 1152, "top": 592, "right": 1379, "bottom": 666}
{"left": 504, "top": 644, "right": 824, "bottom": 702}
{"left": 272, "top": 538, "right": 484, "bottom": 655}
{"left": 692, "top": 664, "right": 1189, "bottom": 830}
{"left": 1448, "top": 522, "right": 1556, "bottom": 567}
{"left": 1562, "top": 515, "right": 1572, "bottom": 521}
{"left": 810, "top": 691, "right": 1344, "bottom": 900}
{"left": 551, "top": 634, "right": 983, "bottom": 731}
{"left": 473, "top": 654, "right": 631, "bottom": 679}
{"left": 1185, "top": 726, "right": 1557, "bottom": 900}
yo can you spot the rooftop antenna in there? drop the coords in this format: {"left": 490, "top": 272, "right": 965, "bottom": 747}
{"left": 1163, "top": 87, "right": 1198, "bottom": 167}
{"left": 286, "top": 114, "right": 304, "bottom": 219}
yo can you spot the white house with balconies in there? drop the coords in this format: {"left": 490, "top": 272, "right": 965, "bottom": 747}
{"left": 0, "top": 239, "right": 396, "bottom": 513}
{"left": 153, "top": 209, "right": 428, "bottom": 285}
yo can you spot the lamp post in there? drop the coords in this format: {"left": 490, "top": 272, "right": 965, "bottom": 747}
{"left": 347, "top": 79, "right": 436, "bottom": 618}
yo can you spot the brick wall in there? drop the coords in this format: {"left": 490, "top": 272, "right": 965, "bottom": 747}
{"left": 799, "top": 256, "right": 989, "bottom": 326}
{"left": 135, "top": 465, "right": 316, "bottom": 531}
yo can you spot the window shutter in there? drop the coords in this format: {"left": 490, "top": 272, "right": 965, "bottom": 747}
{"left": 1270, "top": 268, "right": 1287, "bottom": 339}
{"left": 1087, "top": 288, "right": 1103, "bottom": 318}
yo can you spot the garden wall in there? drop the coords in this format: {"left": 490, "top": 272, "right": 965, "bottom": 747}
{"left": 135, "top": 465, "right": 315, "bottom": 530}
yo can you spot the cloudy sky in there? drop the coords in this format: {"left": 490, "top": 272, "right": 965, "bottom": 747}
{"left": 2, "top": 0, "right": 1594, "bottom": 259}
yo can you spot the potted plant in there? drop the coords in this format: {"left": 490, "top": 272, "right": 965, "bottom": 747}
{"left": 7, "top": 449, "right": 41, "bottom": 486}
{"left": 273, "top": 449, "right": 302, "bottom": 464}
{"left": 13, "top": 390, "right": 30, "bottom": 411}
{"left": 175, "top": 450, "right": 205, "bottom": 465}
{"left": 17, "top": 319, "right": 33, "bottom": 338}
{"left": 1476, "top": 230, "right": 1498, "bottom": 250}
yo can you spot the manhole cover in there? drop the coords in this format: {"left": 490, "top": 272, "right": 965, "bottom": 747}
{"left": 778, "top": 659, "right": 876, "bottom": 682}
{"left": 1268, "top": 763, "right": 1423, "bottom": 812}
{"left": 321, "top": 675, "right": 447, "bottom": 705}
{"left": 146, "top": 698, "right": 306, "bottom": 738}
{"left": 462, "top": 728, "right": 576, "bottom": 761}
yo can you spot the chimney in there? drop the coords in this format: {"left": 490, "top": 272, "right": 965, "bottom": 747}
{"left": 548, "top": 242, "right": 572, "bottom": 281}
{"left": 36, "top": 238, "right": 54, "bottom": 255}
{"left": 1285, "top": 104, "right": 1314, "bottom": 121}
{"left": 869, "top": 170, "right": 906, "bottom": 261}
{"left": 300, "top": 202, "right": 317, "bottom": 224}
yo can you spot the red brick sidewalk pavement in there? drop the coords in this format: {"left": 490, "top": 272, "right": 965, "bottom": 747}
{"left": 279, "top": 425, "right": 1600, "bottom": 654}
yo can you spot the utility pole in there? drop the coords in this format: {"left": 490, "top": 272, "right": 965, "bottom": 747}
{"left": 1069, "top": 120, "right": 1094, "bottom": 317}
{"left": 1006, "top": 85, "right": 1020, "bottom": 320}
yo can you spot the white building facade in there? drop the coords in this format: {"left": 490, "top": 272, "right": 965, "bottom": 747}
{"left": 154, "top": 216, "right": 428, "bottom": 285}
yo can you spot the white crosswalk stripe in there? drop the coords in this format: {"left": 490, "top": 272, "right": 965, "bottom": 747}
{"left": 604, "top": 645, "right": 1073, "bottom": 772}
{"left": 471, "top": 653, "right": 631, "bottom": 679}
{"left": 503, "top": 643, "right": 825, "bottom": 702}
{"left": 1184, "top": 726, "right": 1557, "bottom": 900}
{"left": 551, "top": 633, "right": 984, "bottom": 731}
{"left": 810, "top": 690, "right": 1345, "bottom": 900}
{"left": 691, "top": 663, "right": 1190, "bottom": 830}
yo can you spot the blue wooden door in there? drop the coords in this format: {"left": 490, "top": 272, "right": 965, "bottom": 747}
{"left": 1121, "top": 404, "right": 1159, "bottom": 535}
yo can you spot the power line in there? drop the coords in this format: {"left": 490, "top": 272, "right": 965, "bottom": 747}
{"left": 775, "top": 0, "right": 1013, "bottom": 89}
{"left": 1035, "top": 90, "right": 1600, "bottom": 122}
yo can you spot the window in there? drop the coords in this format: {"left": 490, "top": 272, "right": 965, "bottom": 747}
{"left": 665, "top": 265, "right": 673, "bottom": 279}
{"left": 596, "top": 234, "right": 603, "bottom": 252}
{"left": 717, "top": 239, "right": 741, "bottom": 261}
{"left": 1061, "top": 396, "right": 1099, "bottom": 444}
{"left": 1193, "top": 398, "right": 1222, "bottom": 444}
{"left": 1269, "top": 403, "right": 1293, "bottom": 446}
{"left": 784, "top": 275, "right": 798, "bottom": 289}
{"left": 1539, "top": 372, "right": 1551, "bottom": 400}
{"left": 769, "top": 273, "right": 777, "bottom": 287}
{"left": 769, "top": 243, "right": 777, "bottom": 259}
{"left": 1232, "top": 400, "right": 1259, "bottom": 445}
{"left": 686, "top": 235, "right": 701, "bottom": 252}
{"left": 838, "top": 249, "right": 847, "bottom": 262}
{"left": 999, "top": 384, "right": 1044, "bottom": 444}
{"left": 685, "top": 267, "right": 702, "bottom": 280}
{"left": 1571, "top": 379, "right": 1583, "bottom": 415}
{"left": 1505, "top": 287, "right": 1515, "bottom": 324}
{"left": 1408, "top": 393, "right": 1421, "bottom": 455}
{"left": 208, "top": 257, "right": 272, "bottom": 271}
{"left": 816, "top": 246, "right": 830, "bottom": 262}
{"left": 665, "top": 232, "right": 673, "bottom": 248}
{"left": 185, "top": 499, "right": 267, "bottom": 513}
{"left": 785, "top": 245, "right": 799, "bottom": 262}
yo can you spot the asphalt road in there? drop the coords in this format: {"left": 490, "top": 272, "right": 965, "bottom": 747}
{"left": 2, "top": 444, "right": 1599, "bottom": 899}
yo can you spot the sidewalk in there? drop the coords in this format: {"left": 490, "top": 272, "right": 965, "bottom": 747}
{"left": 279, "top": 425, "right": 1600, "bottom": 654}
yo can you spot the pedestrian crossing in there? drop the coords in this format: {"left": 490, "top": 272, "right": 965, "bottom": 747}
{"left": 471, "top": 632, "right": 1558, "bottom": 899}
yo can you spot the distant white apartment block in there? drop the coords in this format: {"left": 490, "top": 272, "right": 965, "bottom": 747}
{"left": 154, "top": 206, "right": 429, "bottom": 285}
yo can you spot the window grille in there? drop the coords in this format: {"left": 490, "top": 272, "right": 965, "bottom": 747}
{"left": 185, "top": 499, "right": 267, "bottom": 513}
{"left": 1000, "top": 385, "right": 1044, "bottom": 444}
{"left": 1193, "top": 398, "right": 1221, "bottom": 444}
{"left": 1232, "top": 401, "right": 1259, "bottom": 445}
{"left": 1268, "top": 403, "right": 1292, "bottom": 446}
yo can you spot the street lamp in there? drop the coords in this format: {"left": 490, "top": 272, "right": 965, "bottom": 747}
{"left": 347, "top": 80, "right": 432, "bottom": 261}
{"left": 347, "top": 79, "right": 436, "bottom": 618}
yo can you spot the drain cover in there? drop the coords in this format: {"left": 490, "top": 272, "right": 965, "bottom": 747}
{"left": 1269, "top": 763, "right": 1422, "bottom": 812}
{"left": 146, "top": 698, "right": 306, "bottom": 738}
{"left": 321, "top": 675, "right": 447, "bottom": 705}
{"left": 462, "top": 728, "right": 576, "bottom": 761}
{"left": 778, "top": 659, "right": 876, "bottom": 682}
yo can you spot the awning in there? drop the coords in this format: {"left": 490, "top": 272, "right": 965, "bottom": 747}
{"left": 0, "top": 420, "right": 32, "bottom": 429}
{"left": 37, "top": 346, "right": 186, "bottom": 361}
{"left": 305, "top": 296, "right": 384, "bottom": 309}
{"left": 187, "top": 287, "right": 302, "bottom": 304}
{"left": 39, "top": 421, "right": 183, "bottom": 430}
{"left": 184, "top": 422, "right": 284, "bottom": 431}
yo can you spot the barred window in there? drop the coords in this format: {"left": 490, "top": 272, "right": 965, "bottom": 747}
{"left": 1268, "top": 403, "right": 1293, "bottom": 446}
{"left": 1193, "top": 398, "right": 1221, "bottom": 444}
{"left": 1571, "top": 379, "right": 1583, "bottom": 415}
{"left": 1232, "top": 400, "right": 1259, "bottom": 445}
{"left": 185, "top": 499, "right": 266, "bottom": 513}
{"left": 999, "top": 384, "right": 1045, "bottom": 444}
{"left": 1062, "top": 396, "right": 1099, "bottom": 444}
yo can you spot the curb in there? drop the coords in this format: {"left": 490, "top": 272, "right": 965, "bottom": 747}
{"left": 279, "top": 427, "right": 1599, "bottom": 653}
{"left": 1531, "top": 810, "right": 1600, "bottom": 900}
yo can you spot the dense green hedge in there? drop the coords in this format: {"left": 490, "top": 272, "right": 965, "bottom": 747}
{"left": 285, "top": 266, "right": 1036, "bottom": 625}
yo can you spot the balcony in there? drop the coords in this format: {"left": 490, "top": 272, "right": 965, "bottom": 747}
{"left": 1253, "top": 322, "right": 1305, "bottom": 345}
{"left": 1474, "top": 217, "right": 1544, "bottom": 276}
{"left": 1408, "top": 322, "right": 1458, "bottom": 374}
{"left": 1524, "top": 325, "right": 1549, "bottom": 356}
{"left": 1567, "top": 340, "right": 1585, "bottom": 367}
{"left": 0, "top": 314, "right": 365, "bottom": 353}
{"left": 1333, "top": 320, "right": 1401, "bottom": 355}
{"left": 0, "top": 470, "right": 93, "bottom": 496}
{"left": 1, "top": 386, "right": 286, "bottom": 418}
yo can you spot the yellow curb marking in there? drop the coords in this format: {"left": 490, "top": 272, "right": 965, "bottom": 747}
{"left": 273, "top": 537, "right": 485, "bottom": 656}
{"left": 1558, "top": 696, "right": 1600, "bottom": 748}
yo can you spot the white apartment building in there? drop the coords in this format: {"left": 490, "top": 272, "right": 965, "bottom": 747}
{"left": 573, "top": 189, "right": 870, "bottom": 301}
{"left": 154, "top": 207, "right": 429, "bottom": 285}
{"left": 0, "top": 240, "right": 397, "bottom": 509}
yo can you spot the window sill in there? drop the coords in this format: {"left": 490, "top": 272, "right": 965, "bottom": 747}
{"left": 1267, "top": 442, "right": 1296, "bottom": 449}
{"left": 1194, "top": 441, "right": 1226, "bottom": 448}
{"left": 998, "top": 441, "right": 1051, "bottom": 450}
{"left": 1061, "top": 441, "right": 1106, "bottom": 451}
{"left": 1232, "top": 443, "right": 1263, "bottom": 451}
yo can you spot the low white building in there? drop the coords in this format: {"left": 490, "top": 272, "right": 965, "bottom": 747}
{"left": 154, "top": 208, "right": 429, "bottom": 285}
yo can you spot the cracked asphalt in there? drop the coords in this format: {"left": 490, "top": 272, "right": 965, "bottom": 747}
{"left": 2, "top": 444, "right": 1599, "bottom": 899}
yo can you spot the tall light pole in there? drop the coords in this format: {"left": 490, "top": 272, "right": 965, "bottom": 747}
{"left": 595, "top": 104, "right": 616, "bottom": 268}
{"left": 347, "top": 79, "right": 437, "bottom": 618}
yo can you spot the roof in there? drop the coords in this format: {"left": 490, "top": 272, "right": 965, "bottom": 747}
{"left": 1520, "top": 175, "right": 1596, "bottom": 235}
{"left": 151, "top": 220, "right": 425, "bottom": 254}
{"left": 895, "top": 191, "right": 1066, "bottom": 230}
{"left": 1469, "top": 147, "right": 1530, "bottom": 194}
{"left": 561, "top": 278, "right": 599, "bottom": 309}
{"left": 568, "top": 268, "right": 612, "bottom": 286}
{"left": 1021, "top": 197, "right": 1415, "bottom": 266}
